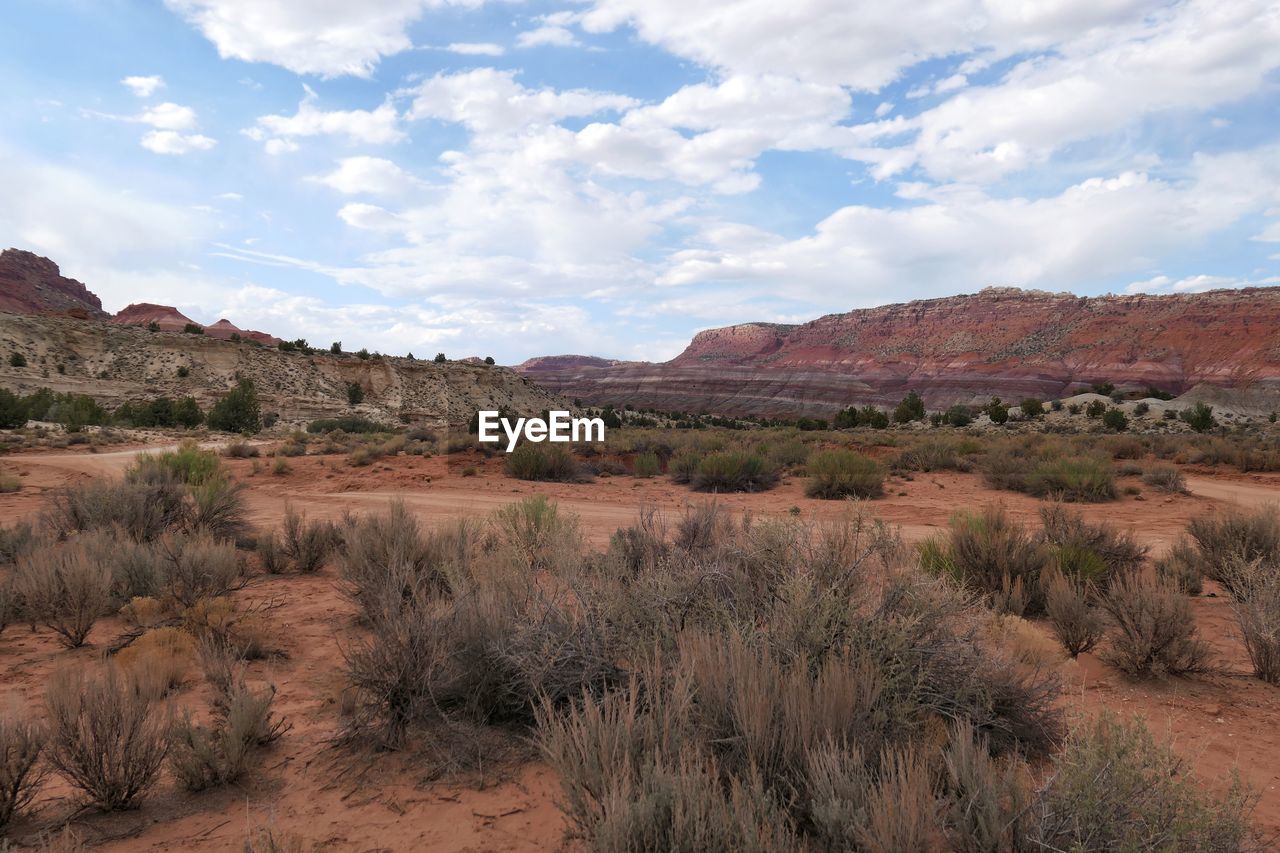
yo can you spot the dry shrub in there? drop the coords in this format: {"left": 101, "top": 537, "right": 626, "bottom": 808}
{"left": 1220, "top": 557, "right": 1280, "bottom": 684}
{"left": 100, "top": 533, "right": 166, "bottom": 603}
{"left": 804, "top": 449, "right": 885, "bottom": 499}
{"left": 1031, "top": 712, "right": 1258, "bottom": 850}
{"left": 1155, "top": 540, "right": 1205, "bottom": 595}
{"left": 919, "top": 506, "right": 1049, "bottom": 615}
{"left": 115, "top": 627, "right": 195, "bottom": 696}
{"left": 45, "top": 665, "right": 169, "bottom": 811}
{"left": 0, "top": 713, "right": 47, "bottom": 829}
{"left": 1043, "top": 570, "right": 1105, "bottom": 658}
{"left": 119, "top": 596, "right": 166, "bottom": 629}
{"left": 1143, "top": 463, "right": 1188, "bottom": 493}
{"left": 187, "top": 477, "right": 249, "bottom": 543}
{"left": 1099, "top": 572, "right": 1211, "bottom": 677}
{"left": 338, "top": 502, "right": 460, "bottom": 610}
{"left": 1038, "top": 504, "right": 1147, "bottom": 587}
{"left": 157, "top": 532, "right": 244, "bottom": 607}
{"left": 182, "top": 597, "right": 273, "bottom": 662}
{"left": 1185, "top": 506, "right": 1280, "bottom": 595}
{"left": 45, "top": 475, "right": 187, "bottom": 542}
{"left": 169, "top": 680, "right": 288, "bottom": 791}
{"left": 941, "top": 722, "right": 1033, "bottom": 852}
{"left": 891, "top": 437, "right": 978, "bottom": 473}
{"left": 491, "top": 495, "right": 581, "bottom": 574}
{"left": 261, "top": 506, "right": 339, "bottom": 574}
{"left": 0, "top": 522, "right": 37, "bottom": 565}
{"left": 673, "top": 500, "right": 734, "bottom": 553}
{"left": 342, "top": 563, "right": 620, "bottom": 749}
{"left": 13, "top": 540, "right": 113, "bottom": 647}
{"left": 222, "top": 440, "right": 259, "bottom": 458}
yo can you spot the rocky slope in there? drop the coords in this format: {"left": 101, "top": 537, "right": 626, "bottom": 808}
{"left": 518, "top": 287, "right": 1280, "bottom": 417}
{"left": 0, "top": 249, "right": 107, "bottom": 319}
{"left": 0, "top": 313, "right": 566, "bottom": 427}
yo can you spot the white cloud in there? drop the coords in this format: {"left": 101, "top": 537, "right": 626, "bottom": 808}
{"left": 141, "top": 130, "right": 218, "bottom": 154}
{"left": 1126, "top": 273, "right": 1280, "bottom": 294}
{"left": 445, "top": 42, "right": 504, "bottom": 56}
{"left": 122, "top": 75, "right": 164, "bottom": 97}
{"left": 217, "top": 192, "right": 244, "bottom": 200}
{"left": 517, "top": 25, "right": 580, "bottom": 49}
{"left": 404, "top": 69, "right": 636, "bottom": 133}
{"left": 245, "top": 86, "right": 404, "bottom": 151}
{"left": 581, "top": 0, "right": 1155, "bottom": 91}
{"left": 164, "top": 0, "right": 486, "bottom": 78}
{"left": 139, "top": 102, "right": 199, "bottom": 131}
{"left": 0, "top": 149, "right": 215, "bottom": 309}
{"left": 658, "top": 147, "right": 1280, "bottom": 304}
{"left": 311, "top": 156, "right": 418, "bottom": 195}
{"left": 843, "top": 0, "right": 1280, "bottom": 181}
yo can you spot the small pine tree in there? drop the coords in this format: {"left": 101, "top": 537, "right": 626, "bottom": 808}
{"left": 207, "top": 379, "right": 261, "bottom": 434}
{"left": 8, "top": 352, "right": 26, "bottom": 368}
{"left": 434, "top": 352, "right": 447, "bottom": 363}
{"left": 330, "top": 341, "right": 342, "bottom": 354}
{"left": 484, "top": 356, "right": 495, "bottom": 365}
{"left": 356, "top": 348, "right": 370, "bottom": 361}
{"left": 1020, "top": 398, "right": 1044, "bottom": 419}
{"left": 1181, "top": 402, "right": 1216, "bottom": 433}
{"left": 346, "top": 382, "right": 364, "bottom": 405}
{"left": 893, "top": 390, "right": 926, "bottom": 423}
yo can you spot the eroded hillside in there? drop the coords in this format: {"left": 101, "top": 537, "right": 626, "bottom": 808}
{"left": 0, "top": 313, "right": 565, "bottom": 426}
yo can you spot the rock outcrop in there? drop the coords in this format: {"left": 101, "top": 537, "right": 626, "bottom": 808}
{"left": 0, "top": 249, "right": 108, "bottom": 319}
{"left": 518, "top": 287, "right": 1280, "bottom": 417}
{"left": 112, "top": 305, "right": 280, "bottom": 346}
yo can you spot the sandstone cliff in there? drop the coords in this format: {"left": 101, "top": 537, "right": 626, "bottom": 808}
{"left": 0, "top": 313, "right": 565, "bottom": 427}
{"left": 0, "top": 249, "right": 107, "bottom": 319}
{"left": 518, "top": 287, "right": 1280, "bottom": 417}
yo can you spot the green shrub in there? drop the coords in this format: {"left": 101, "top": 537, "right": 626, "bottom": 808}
{"left": 691, "top": 452, "right": 779, "bottom": 493}
{"left": 633, "top": 451, "right": 660, "bottom": 478}
{"left": 1037, "top": 504, "right": 1147, "bottom": 587}
{"left": 668, "top": 448, "right": 703, "bottom": 484}
{"left": 207, "top": 379, "right": 261, "bottom": 434}
{"left": 1025, "top": 456, "right": 1116, "bottom": 502}
{"left": 1019, "top": 398, "right": 1043, "bottom": 419}
{"left": 346, "top": 382, "right": 364, "bottom": 405}
{"left": 307, "top": 417, "right": 384, "bottom": 434}
{"left": 804, "top": 450, "right": 885, "bottom": 499}
{"left": 1102, "top": 407, "right": 1129, "bottom": 432}
{"left": 1181, "top": 402, "right": 1217, "bottom": 432}
{"left": 920, "top": 506, "right": 1049, "bottom": 615}
{"left": 8, "top": 352, "right": 26, "bottom": 368}
{"left": 505, "top": 444, "right": 587, "bottom": 482}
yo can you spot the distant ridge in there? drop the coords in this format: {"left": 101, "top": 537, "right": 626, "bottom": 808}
{"left": 517, "top": 286, "right": 1280, "bottom": 417}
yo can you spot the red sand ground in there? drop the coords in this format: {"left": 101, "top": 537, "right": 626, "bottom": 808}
{"left": 1, "top": 443, "right": 1279, "bottom": 849}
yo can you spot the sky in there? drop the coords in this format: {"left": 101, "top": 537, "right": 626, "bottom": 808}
{"left": 1, "top": 0, "right": 1278, "bottom": 364}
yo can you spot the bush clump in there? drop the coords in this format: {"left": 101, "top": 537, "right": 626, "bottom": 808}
{"left": 919, "top": 506, "right": 1048, "bottom": 615}
{"left": 1099, "top": 572, "right": 1211, "bottom": 677}
{"left": 13, "top": 541, "right": 114, "bottom": 647}
{"left": 690, "top": 452, "right": 779, "bottom": 493}
{"left": 1142, "top": 463, "right": 1187, "bottom": 493}
{"left": 0, "top": 713, "right": 47, "bottom": 829}
{"left": 804, "top": 449, "right": 885, "bottom": 499}
{"left": 1024, "top": 456, "right": 1116, "bottom": 502}
{"left": 45, "top": 666, "right": 170, "bottom": 811}
{"left": 505, "top": 444, "right": 588, "bottom": 482}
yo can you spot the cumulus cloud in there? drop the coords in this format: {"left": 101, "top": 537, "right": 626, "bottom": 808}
{"left": 139, "top": 102, "right": 199, "bottom": 130}
{"left": 245, "top": 85, "right": 404, "bottom": 151}
{"left": 164, "top": 0, "right": 487, "bottom": 78}
{"left": 311, "top": 156, "right": 419, "bottom": 195}
{"left": 657, "top": 147, "right": 1280, "bottom": 303}
{"left": 141, "top": 130, "right": 218, "bottom": 154}
{"left": 404, "top": 68, "right": 635, "bottom": 133}
{"left": 122, "top": 75, "right": 164, "bottom": 97}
